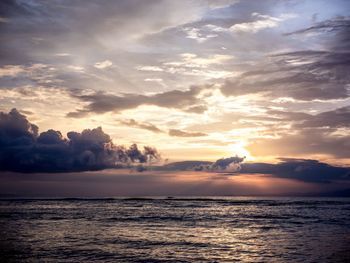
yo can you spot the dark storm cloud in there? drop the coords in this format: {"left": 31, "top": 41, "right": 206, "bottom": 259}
{"left": 168, "top": 129, "right": 207, "bottom": 137}
{"left": 118, "top": 119, "right": 164, "bottom": 133}
{"left": 221, "top": 17, "right": 350, "bottom": 101}
{"left": 67, "top": 86, "right": 205, "bottom": 117}
{"left": 0, "top": 107, "right": 38, "bottom": 144}
{"left": 0, "top": 109, "right": 160, "bottom": 173}
{"left": 240, "top": 159, "right": 350, "bottom": 183}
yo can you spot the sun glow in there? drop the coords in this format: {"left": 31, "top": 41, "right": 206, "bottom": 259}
{"left": 226, "top": 142, "right": 254, "bottom": 161}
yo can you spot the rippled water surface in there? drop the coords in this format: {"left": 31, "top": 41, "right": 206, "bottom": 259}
{"left": 1, "top": 197, "right": 350, "bottom": 262}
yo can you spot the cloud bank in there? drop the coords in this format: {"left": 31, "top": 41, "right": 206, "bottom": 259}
{"left": 161, "top": 157, "right": 350, "bottom": 183}
{"left": 240, "top": 159, "right": 350, "bottom": 183}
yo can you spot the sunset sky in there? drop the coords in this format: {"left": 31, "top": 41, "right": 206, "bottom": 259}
{"left": 0, "top": 0, "right": 349, "bottom": 196}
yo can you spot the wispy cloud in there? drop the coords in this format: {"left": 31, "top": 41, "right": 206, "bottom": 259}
{"left": 94, "top": 60, "right": 113, "bottom": 69}
{"left": 230, "top": 13, "right": 297, "bottom": 33}
{"left": 118, "top": 119, "right": 164, "bottom": 133}
{"left": 67, "top": 86, "right": 207, "bottom": 117}
{"left": 168, "top": 129, "right": 207, "bottom": 137}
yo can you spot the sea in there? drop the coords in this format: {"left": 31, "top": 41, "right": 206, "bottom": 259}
{"left": 0, "top": 197, "right": 350, "bottom": 263}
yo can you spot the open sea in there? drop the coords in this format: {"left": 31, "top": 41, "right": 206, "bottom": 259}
{"left": 0, "top": 197, "right": 350, "bottom": 263}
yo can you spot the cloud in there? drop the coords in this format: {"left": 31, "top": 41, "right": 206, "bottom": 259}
{"left": 264, "top": 106, "right": 350, "bottom": 129}
{"left": 0, "top": 0, "right": 238, "bottom": 65}
{"left": 296, "top": 106, "right": 350, "bottom": 128}
{"left": 0, "top": 64, "right": 60, "bottom": 89}
{"left": 136, "top": 66, "right": 164, "bottom": 72}
{"left": 160, "top": 156, "right": 245, "bottom": 172}
{"left": 178, "top": 11, "right": 296, "bottom": 42}
{"left": 284, "top": 16, "right": 350, "bottom": 38}
{"left": 144, "top": 78, "right": 164, "bottom": 83}
{"left": 165, "top": 53, "right": 233, "bottom": 68}
{"left": 221, "top": 17, "right": 350, "bottom": 101}
{"left": 94, "top": 60, "right": 113, "bottom": 69}
{"left": 0, "top": 65, "right": 25, "bottom": 77}
{"left": 264, "top": 109, "right": 311, "bottom": 122}
{"left": 118, "top": 119, "right": 163, "bottom": 133}
{"left": 168, "top": 129, "right": 207, "bottom": 137}
{"left": 67, "top": 65, "right": 85, "bottom": 72}
{"left": 0, "top": 109, "right": 160, "bottom": 173}
{"left": 161, "top": 160, "right": 213, "bottom": 171}
{"left": 67, "top": 86, "right": 206, "bottom": 117}
{"left": 0, "top": 108, "right": 38, "bottom": 144}
{"left": 234, "top": 105, "right": 350, "bottom": 159}
{"left": 230, "top": 13, "right": 296, "bottom": 33}
{"left": 160, "top": 157, "right": 350, "bottom": 183}
{"left": 118, "top": 119, "right": 211, "bottom": 137}
{"left": 210, "top": 156, "right": 245, "bottom": 172}
{"left": 1, "top": 0, "right": 349, "bottom": 167}
{"left": 184, "top": 105, "right": 208, "bottom": 113}
{"left": 189, "top": 156, "right": 245, "bottom": 172}
{"left": 162, "top": 53, "right": 234, "bottom": 79}
{"left": 183, "top": 27, "right": 218, "bottom": 43}
{"left": 135, "top": 53, "right": 235, "bottom": 81}
{"left": 247, "top": 128, "right": 350, "bottom": 159}
{"left": 240, "top": 158, "right": 350, "bottom": 183}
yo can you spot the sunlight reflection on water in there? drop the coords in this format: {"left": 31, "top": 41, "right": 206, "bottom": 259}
{"left": 1, "top": 197, "right": 350, "bottom": 262}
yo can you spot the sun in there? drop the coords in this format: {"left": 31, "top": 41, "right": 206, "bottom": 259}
{"left": 226, "top": 142, "right": 254, "bottom": 161}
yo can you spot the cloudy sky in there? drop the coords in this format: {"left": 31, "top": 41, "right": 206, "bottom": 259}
{"left": 0, "top": 0, "right": 349, "bottom": 196}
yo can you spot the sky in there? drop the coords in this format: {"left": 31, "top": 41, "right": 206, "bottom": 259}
{"left": 0, "top": 0, "right": 350, "bottom": 196}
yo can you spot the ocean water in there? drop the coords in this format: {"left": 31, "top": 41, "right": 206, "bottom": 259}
{"left": 0, "top": 197, "right": 350, "bottom": 263}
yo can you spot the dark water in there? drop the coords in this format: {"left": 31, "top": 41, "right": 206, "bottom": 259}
{"left": 1, "top": 197, "right": 350, "bottom": 263}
